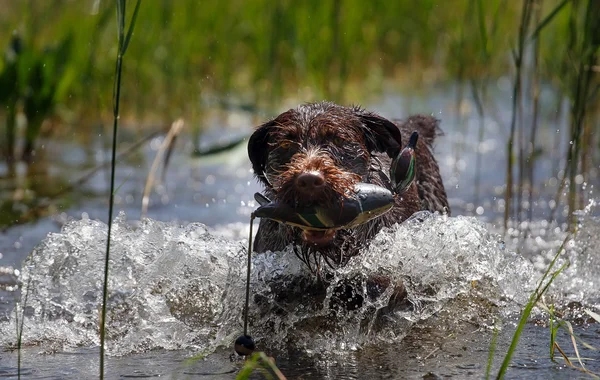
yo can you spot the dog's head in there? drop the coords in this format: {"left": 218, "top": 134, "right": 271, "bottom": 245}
{"left": 248, "top": 102, "right": 402, "bottom": 245}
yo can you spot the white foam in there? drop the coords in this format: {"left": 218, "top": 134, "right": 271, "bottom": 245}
{"left": 2, "top": 210, "right": 598, "bottom": 355}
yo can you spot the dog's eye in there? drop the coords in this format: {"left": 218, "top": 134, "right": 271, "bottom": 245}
{"left": 332, "top": 136, "right": 344, "bottom": 146}
{"left": 280, "top": 141, "right": 291, "bottom": 149}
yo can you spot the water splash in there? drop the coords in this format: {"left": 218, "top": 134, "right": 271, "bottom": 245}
{"left": 553, "top": 212, "right": 600, "bottom": 305}
{"left": 1, "top": 210, "right": 597, "bottom": 356}
{"left": 245, "top": 212, "right": 536, "bottom": 353}
{"left": 2, "top": 213, "right": 247, "bottom": 355}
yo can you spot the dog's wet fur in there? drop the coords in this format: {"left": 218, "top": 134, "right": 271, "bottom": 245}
{"left": 248, "top": 102, "right": 449, "bottom": 312}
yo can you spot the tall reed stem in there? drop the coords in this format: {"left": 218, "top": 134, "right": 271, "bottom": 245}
{"left": 471, "top": 79, "right": 486, "bottom": 208}
{"left": 16, "top": 278, "right": 31, "bottom": 380}
{"left": 100, "top": 1, "right": 141, "bottom": 378}
{"left": 565, "top": 0, "right": 598, "bottom": 228}
{"left": 504, "top": 0, "right": 534, "bottom": 234}
{"left": 526, "top": 0, "right": 543, "bottom": 226}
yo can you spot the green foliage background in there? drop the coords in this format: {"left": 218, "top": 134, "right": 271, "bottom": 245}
{"left": 1, "top": 0, "right": 571, "bottom": 127}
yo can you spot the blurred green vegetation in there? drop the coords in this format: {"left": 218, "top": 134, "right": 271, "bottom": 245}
{"left": 0, "top": 0, "right": 597, "bottom": 228}
{"left": 0, "top": 0, "right": 570, "bottom": 135}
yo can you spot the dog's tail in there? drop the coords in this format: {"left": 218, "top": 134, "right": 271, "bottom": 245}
{"left": 397, "top": 115, "right": 450, "bottom": 215}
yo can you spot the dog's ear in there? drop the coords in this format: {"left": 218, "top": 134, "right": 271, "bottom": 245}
{"left": 355, "top": 110, "right": 403, "bottom": 158}
{"left": 248, "top": 120, "right": 276, "bottom": 184}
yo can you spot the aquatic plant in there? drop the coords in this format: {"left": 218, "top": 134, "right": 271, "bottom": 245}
{"left": 497, "top": 0, "right": 600, "bottom": 231}
{"left": 540, "top": 302, "right": 600, "bottom": 377}
{"left": 485, "top": 320, "right": 500, "bottom": 380}
{"left": 0, "top": 31, "right": 75, "bottom": 163}
{"left": 564, "top": 0, "right": 599, "bottom": 227}
{"left": 141, "top": 119, "right": 184, "bottom": 218}
{"left": 537, "top": 0, "right": 600, "bottom": 226}
{"left": 0, "top": 33, "right": 21, "bottom": 163}
{"left": 236, "top": 352, "right": 287, "bottom": 380}
{"left": 495, "top": 235, "right": 570, "bottom": 379}
{"left": 0, "top": 1, "right": 522, "bottom": 131}
{"left": 470, "top": 0, "right": 506, "bottom": 207}
{"left": 99, "top": 1, "right": 141, "bottom": 378}
{"left": 14, "top": 277, "right": 31, "bottom": 380}
{"left": 525, "top": 0, "right": 544, "bottom": 226}
{"left": 1, "top": 0, "right": 599, "bottom": 377}
{"left": 503, "top": 0, "right": 534, "bottom": 234}
{"left": 21, "top": 34, "right": 74, "bottom": 162}
{"left": 0, "top": 2, "right": 597, "bottom": 230}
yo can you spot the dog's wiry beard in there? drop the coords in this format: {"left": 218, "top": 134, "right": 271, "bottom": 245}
{"left": 266, "top": 147, "right": 372, "bottom": 274}
{"left": 272, "top": 147, "right": 360, "bottom": 207}
{"left": 291, "top": 223, "right": 374, "bottom": 275}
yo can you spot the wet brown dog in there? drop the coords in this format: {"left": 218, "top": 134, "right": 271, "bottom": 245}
{"left": 248, "top": 102, "right": 450, "bottom": 310}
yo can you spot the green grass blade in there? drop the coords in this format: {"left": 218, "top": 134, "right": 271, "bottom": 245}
{"left": 550, "top": 305, "right": 557, "bottom": 362}
{"left": 116, "top": 0, "right": 125, "bottom": 51}
{"left": 496, "top": 236, "right": 570, "bottom": 379}
{"left": 113, "top": 170, "right": 134, "bottom": 196}
{"left": 496, "top": 262, "right": 568, "bottom": 379}
{"left": 535, "top": 235, "right": 571, "bottom": 293}
{"left": 236, "top": 352, "right": 286, "bottom": 380}
{"left": 122, "top": 0, "right": 142, "bottom": 54}
{"left": 529, "top": 0, "right": 571, "bottom": 41}
{"left": 15, "top": 299, "right": 20, "bottom": 379}
{"left": 485, "top": 320, "right": 499, "bottom": 379}
{"left": 495, "top": 294, "right": 536, "bottom": 379}
{"left": 538, "top": 302, "right": 599, "bottom": 353}
{"left": 16, "top": 276, "right": 31, "bottom": 380}
{"left": 236, "top": 354, "right": 260, "bottom": 379}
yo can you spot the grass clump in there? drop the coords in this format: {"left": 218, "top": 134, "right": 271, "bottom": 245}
{"left": 472, "top": 230, "right": 598, "bottom": 379}
{"left": 492, "top": 234, "right": 575, "bottom": 379}
{"left": 541, "top": 302, "right": 599, "bottom": 378}
{"left": 237, "top": 352, "right": 287, "bottom": 380}
{"left": 0, "top": 31, "right": 74, "bottom": 163}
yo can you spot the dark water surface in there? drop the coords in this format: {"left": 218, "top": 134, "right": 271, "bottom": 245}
{"left": 1, "top": 324, "right": 598, "bottom": 379}
{"left": 1, "top": 87, "right": 599, "bottom": 379}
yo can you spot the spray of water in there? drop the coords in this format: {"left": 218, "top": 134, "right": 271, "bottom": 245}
{"left": 1, "top": 210, "right": 598, "bottom": 356}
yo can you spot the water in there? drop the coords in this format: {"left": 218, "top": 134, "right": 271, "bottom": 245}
{"left": 1, "top": 87, "right": 599, "bottom": 379}
{"left": 0, "top": 213, "right": 530, "bottom": 351}
{"left": 1, "top": 213, "right": 599, "bottom": 378}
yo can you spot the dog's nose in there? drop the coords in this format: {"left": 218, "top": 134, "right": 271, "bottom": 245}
{"left": 295, "top": 171, "right": 325, "bottom": 192}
